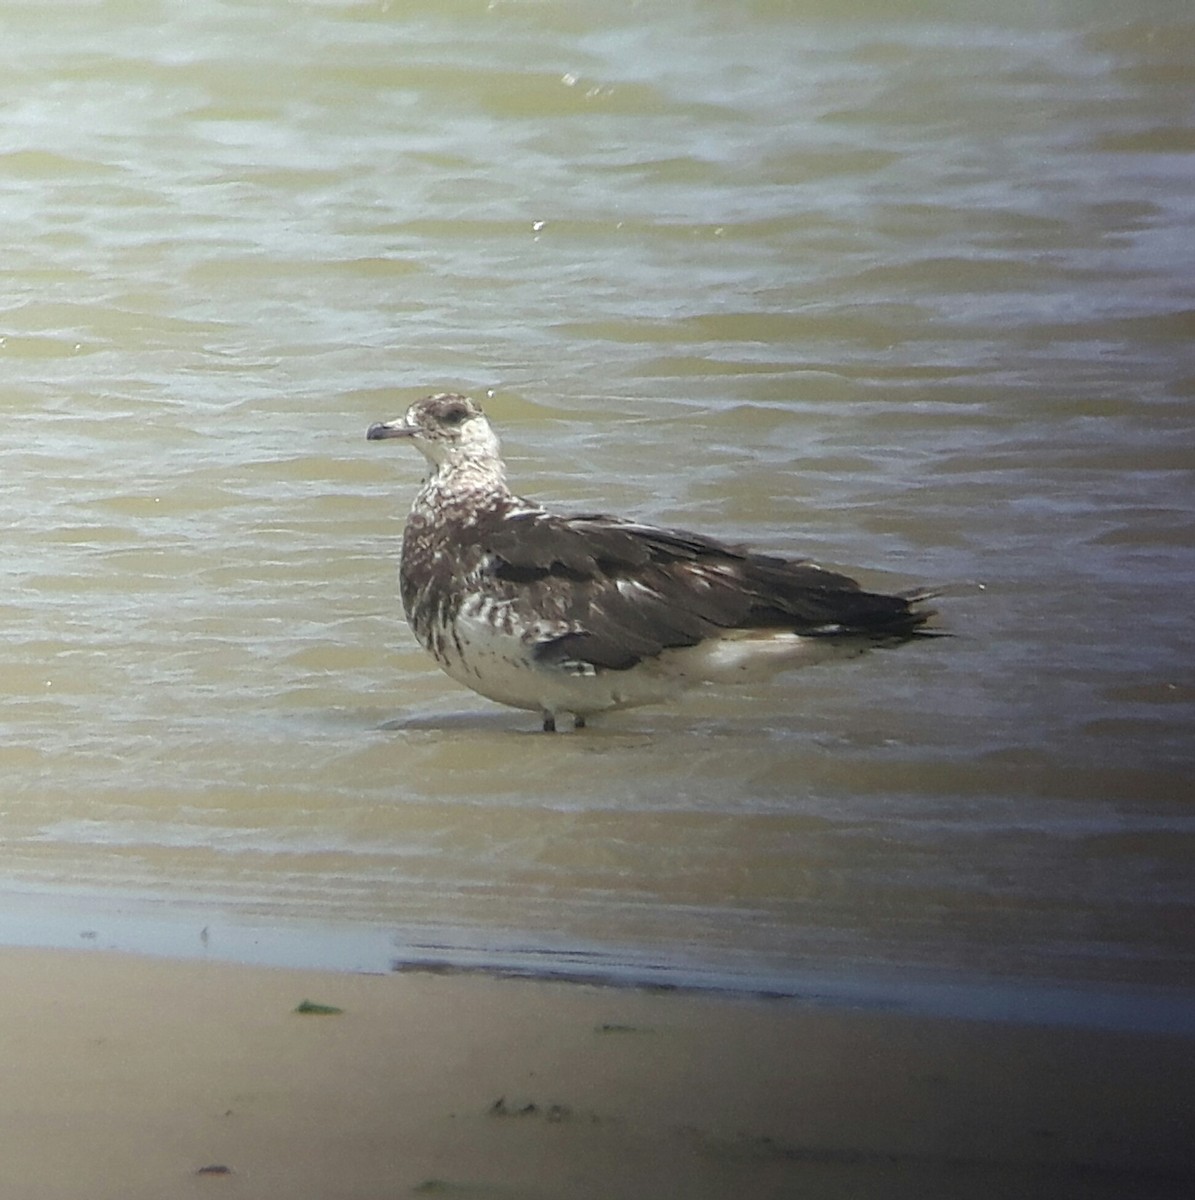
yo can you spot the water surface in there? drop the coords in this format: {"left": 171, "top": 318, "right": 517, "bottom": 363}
{"left": 2, "top": 0, "right": 1193, "bottom": 1028}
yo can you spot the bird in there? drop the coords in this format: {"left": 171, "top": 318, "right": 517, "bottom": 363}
{"left": 367, "top": 393, "right": 938, "bottom": 732}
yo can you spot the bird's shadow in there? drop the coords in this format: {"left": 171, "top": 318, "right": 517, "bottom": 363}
{"left": 379, "top": 709, "right": 655, "bottom": 741}
{"left": 376, "top": 704, "right": 806, "bottom": 745}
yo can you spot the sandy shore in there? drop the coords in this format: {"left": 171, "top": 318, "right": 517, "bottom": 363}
{"left": 0, "top": 947, "right": 1191, "bottom": 1200}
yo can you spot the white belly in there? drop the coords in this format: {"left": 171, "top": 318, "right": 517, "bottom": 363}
{"left": 419, "top": 598, "right": 862, "bottom": 721}
{"left": 426, "top": 599, "right": 682, "bottom": 717}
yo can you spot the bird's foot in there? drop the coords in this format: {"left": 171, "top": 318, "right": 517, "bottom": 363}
{"left": 541, "top": 713, "right": 587, "bottom": 732}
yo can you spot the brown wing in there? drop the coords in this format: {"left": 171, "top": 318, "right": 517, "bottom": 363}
{"left": 481, "top": 511, "right": 932, "bottom": 671}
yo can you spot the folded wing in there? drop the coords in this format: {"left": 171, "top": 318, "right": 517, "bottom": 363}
{"left": 481, "top": 512, "right": 934, "bottom": 671}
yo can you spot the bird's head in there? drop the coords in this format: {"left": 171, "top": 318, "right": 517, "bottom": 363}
{"left": 367, "top": 393, "right": 501, "bottom": 472}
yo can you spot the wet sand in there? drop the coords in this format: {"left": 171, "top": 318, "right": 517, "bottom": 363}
{"left": 1, "top": 946, "right": 1191, "bottom": 1200}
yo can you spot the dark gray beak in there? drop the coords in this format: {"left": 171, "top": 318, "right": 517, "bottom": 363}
{"left": 366, "top": 418, "right": 415, "bottom": 441}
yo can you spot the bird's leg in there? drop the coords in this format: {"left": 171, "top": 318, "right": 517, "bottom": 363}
{"left": 541, "top": 713, "right": 557, "bottom": 733}
{"left": 573, "top": 715, "right": 586, "bottom": 730}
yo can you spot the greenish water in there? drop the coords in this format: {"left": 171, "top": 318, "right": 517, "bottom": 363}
{"left": 2, "top": 0, "right": 1193, "bottom": 1025}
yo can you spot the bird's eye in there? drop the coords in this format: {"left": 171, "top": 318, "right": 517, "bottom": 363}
{"left": 442, "top": 405, "right": 468, "bottom": 426}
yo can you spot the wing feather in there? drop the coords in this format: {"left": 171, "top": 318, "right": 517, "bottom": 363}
{"left": 481, "top": 511, "right": 932, "bottom": 671}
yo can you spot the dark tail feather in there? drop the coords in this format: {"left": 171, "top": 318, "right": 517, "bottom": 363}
{"left": 890, "top": 580, "right": 982, "bottom": 639}
{"left": 801, "top": 585, "right": 943, "bottom": 641}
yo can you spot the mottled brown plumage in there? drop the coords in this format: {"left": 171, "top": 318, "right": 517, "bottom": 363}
{"left": 368, "top": 393, "right": 936, "bottom": 730}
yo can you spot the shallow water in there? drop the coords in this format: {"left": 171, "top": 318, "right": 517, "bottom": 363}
{"left": 3, "top": 0, "right": 1193, "bottom": 1026}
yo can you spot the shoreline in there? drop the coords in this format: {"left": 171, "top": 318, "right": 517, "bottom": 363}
{"left": 4, "top": 881, "right": 1195, "bottom": 1039}
{"left": 1, "top": 884, "right": 1192, "bottom": 1038}
{"left": 2, "top": 944, "right": 1193, "bottom": 1200}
